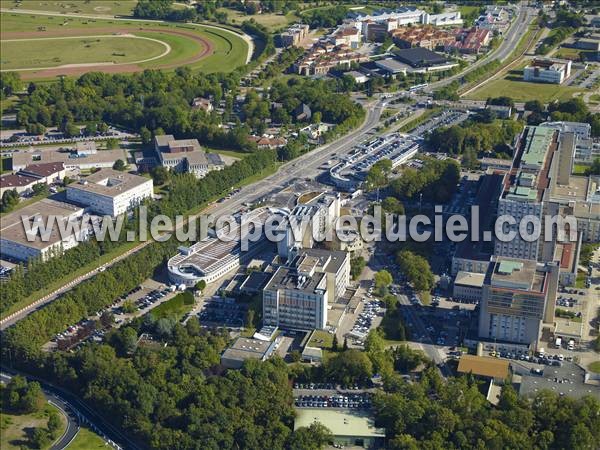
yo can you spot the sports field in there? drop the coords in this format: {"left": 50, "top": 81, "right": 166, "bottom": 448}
{"left": 0, "top": 11, "right": 249, "bottom": 77}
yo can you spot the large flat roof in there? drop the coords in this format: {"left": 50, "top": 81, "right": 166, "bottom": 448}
{"left": 294, "top": 409, "right": 385, "bottom": 438}
{"left": 67, "top": 169, "right": 151, "bottom": 199}
{"left": 12, "top": 147, "right": 126, "bottom": 169}
{"left": 394, "top": 47, "right": 447, "bottom": 67}
{"left": 264, "top": 266, "right": 326, "bottom": 294}
{"left": 0, "top": 198, "right": 84, "bottom": 250}
{"left": 455, "top": 271, "right": 485, "bottom": 288}
{"left": 518, "top": 361, "right": 600, "bottom": 399}
{"left": 488, "top": 257, "right": 543, "bottom": 292}
{"left": 457, "top": 355, "right": 510, "bottom": 379}
{"left": 221, "top": 337, "right": 273, "bottom": 362}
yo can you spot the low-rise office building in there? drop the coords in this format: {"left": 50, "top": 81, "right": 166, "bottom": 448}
{"left": 0, "top": 198, "right": 86, "bottom": 261}
{"left": 453, "top": 271, "right": 485, "bottom": 302}
{"left": 154, "top": 135, "right": 224, "bottom": 178}
{"left": 66, "top": 168, "right": 153, "bottom": 217}
{"left": 294, "top": 409, "right": 385, "bottom": 448}
{"left": 220, "top": 337, "right": 281, "bottom": 369}
{"left": 523, "top": 58, "right": 572, "bottom": 84}
{"left": 12, "top": 147, "right": 126, "bottom": 171}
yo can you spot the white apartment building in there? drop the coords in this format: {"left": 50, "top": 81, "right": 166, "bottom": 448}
{"left": 66, "top": 168, "right": 153, "bottom": 217}
{"left": 524, "top": 58, "right": 572, "bottom": 84}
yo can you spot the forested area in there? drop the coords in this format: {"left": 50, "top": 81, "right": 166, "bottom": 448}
{"left": 389, "top": 157, "right": 460, "bottom": 203}
{"left": 374, "top": 367, "right": 600, "bottom": 450}
{"left": 426, "top": 119, "right": 523, "bottom": 162}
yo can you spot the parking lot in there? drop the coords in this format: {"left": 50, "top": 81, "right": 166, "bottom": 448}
{"left": 294, "top": 392, "right": 373, "bottom": 410}
{"left": 198, "top": 296, "right": 247, "bottom": 328}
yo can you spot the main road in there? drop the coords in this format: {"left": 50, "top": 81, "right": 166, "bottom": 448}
{"left": 0, "top": 97, "right": 387, "bottom": 330}
{"left": 424, "top": 3, "right": 537, "bottom": 93}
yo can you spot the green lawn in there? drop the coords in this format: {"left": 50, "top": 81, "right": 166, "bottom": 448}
{"left": 150, "top": 291, "right": 194, "bottom": 321}
{"left": 308, "top": 330, "right": 334, "bottom": 349}
{"left": 1, "top": 34, "right": 167, "bottom": 70}
{"left": 206, "top": 147, "right": 252, "bottom": 160}
{"left": 0, "top": 0, "right": 138, "bottom": 16}
{"left": 0, "top": 403, "right": 66, "bottom": 450}
{"left": 575, "top": 270, "right": 587, "bottom": 289}
{"left": 135, "top": 30, "right": 203, "bottom": 69}
{"left": 66, "top": 426, "right": 107, "bottom": 450}
{"left": 589, "top": 361, "right": 600, "bottom": 374}
{"left": 465, "top": 76, "right": 581, "bottom": 103}
{"left": 217, "top": 7, "right": 297, "bottom": 31}
{"left": 573, "top": 164, "right": 589, "bottom": 175}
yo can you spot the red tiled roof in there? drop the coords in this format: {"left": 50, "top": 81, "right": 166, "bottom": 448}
{"left": 0, "top": 173, "right": 39, "bottom": 188}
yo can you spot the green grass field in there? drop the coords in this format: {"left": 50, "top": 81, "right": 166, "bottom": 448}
{"left": 217, "top": 7, "right": 297, "bottom": 31}
{"left": 308, "top": 330, "right": 334, "bottom": 349}
{"left": 0, "top": 0, "right": 138, "bottom": 16}
{"left": 1, "top": 34, "right": 167, "bottom": 70}
{"left": 0, "top": 403, "right": 66, "bottom": 450}
{"left": 465, "top": 68, "right": 581, "bottom": 103}
{"left": 0, "top": 12, "right": 248, "bottom": 74}
{"left": 150, "top": 291, "right": 194, "bottom": 321}
{"left": 66, "top": 426, "right": 107, "bottom": 450}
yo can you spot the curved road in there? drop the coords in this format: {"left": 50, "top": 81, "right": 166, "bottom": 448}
{"left": 1, "top": 367, "right": 139, "bottom": 450}
{"left": 0, "top": 371, "right": 80, "bottom": 450}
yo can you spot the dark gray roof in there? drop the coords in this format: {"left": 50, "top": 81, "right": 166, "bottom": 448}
{"left": 207, "top": 153, "right": 225, "bottom": 166}
{"left": 518, "top": 361, "right": 600, "bottom": 400}
{"left": 393, "top": 47, "right": 448, "bottom": 67}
